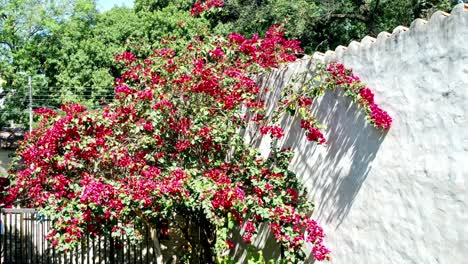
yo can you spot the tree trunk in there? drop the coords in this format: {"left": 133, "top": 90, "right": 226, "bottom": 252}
{"left": 197, "top": 213, "right": 217, "bottom": 264}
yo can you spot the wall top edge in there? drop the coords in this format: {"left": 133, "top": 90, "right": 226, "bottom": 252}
{"left": 311, "top": 3, "right": 468, "bottom": 64}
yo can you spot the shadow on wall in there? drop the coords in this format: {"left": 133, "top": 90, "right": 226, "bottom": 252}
{"left": 282, "top": 87, "right": 388, "bottom": 229}
{"left": 230, "top": 224, "right": 282, "bottom": 263}
{"left": 244, "top": 59, "right": 316, "bottom": 150}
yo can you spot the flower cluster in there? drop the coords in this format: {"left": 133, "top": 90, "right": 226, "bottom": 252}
{"left": 114, "top": 51, "right": 136, "bottom": 65}
{"left": 326, "top": 63, "right": 392, "bottom": 130}
{"left": 191, "top": 0, "right": 224, "bottom": 16}
{"left": 260, "top": 125, "right": 285, "bottom": 139}
{"left": 257, "top": 62, "right": 392, "bottom": 149}
{"left": 301, "top": 120, "right": 326, "bottom": 144}
{"left": 5, "top": 25, "right": 330, "bottom": 263}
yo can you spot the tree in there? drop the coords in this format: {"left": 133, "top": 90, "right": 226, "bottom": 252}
{"left": 44, "top": 6, "right": 141, "bottom": 107}
{"left": 204, "top": 0, "right": 454, "bottom": 53}
{"left": 208, "top": 0, "right": 321, "bottom": 53}
{"left": 0, "top": 0, "right": 99, "bottom": 127}
{"left": 0, "top": 0, "right": 214, "bottom": 127}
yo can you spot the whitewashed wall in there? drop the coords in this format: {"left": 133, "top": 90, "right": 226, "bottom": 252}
{"left": 234, "top": 3, "right": 468, "bottom": 264}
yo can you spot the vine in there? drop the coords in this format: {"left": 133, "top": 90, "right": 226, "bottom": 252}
{"left": 2, "top": 2, "right": 392, "bottom": 263}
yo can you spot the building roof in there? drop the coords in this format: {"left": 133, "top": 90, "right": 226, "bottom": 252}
{"left": 0, "top": 127, "right": 24, "bottom": 150}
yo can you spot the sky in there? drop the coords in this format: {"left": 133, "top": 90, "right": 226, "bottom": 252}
{"left": 97, "top": 0, "right": 134, "bottom": 12}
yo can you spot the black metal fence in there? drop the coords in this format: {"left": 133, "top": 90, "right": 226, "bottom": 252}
{"left": 0, "top": 208, "right": 160, "bottom": 264}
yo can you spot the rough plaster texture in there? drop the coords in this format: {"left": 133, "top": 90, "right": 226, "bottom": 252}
{"left": 233, "top": 4, "right": 468, "bottom": 264}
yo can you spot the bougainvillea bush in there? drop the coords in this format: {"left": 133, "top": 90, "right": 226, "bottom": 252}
{"left": 3, "top": 1, "right": 392, "bottom": 263}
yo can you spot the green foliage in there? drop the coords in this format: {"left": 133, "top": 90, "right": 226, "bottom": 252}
{"left": 0, "top": 0, "right": 100, "bottom": 126}
{"left": 137, "top": 3, "right": 211, "bottom": 52}
{"left": 47, "top": 7, "right": 140, "bottom": 104}
{"left": 0, "top": 0, "right": 210, "bottom": 126}
{"left": 134, "top": 0, "right": 193, "bottom": 12}
{"left": 210, "top": 0, "right": 321, "bottom": 53}
{"left": 207, "top": 0, "right": 454, "bottom": 53}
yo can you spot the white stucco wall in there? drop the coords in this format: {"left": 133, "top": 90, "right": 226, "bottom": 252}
{"left": 235, "top": 4, "right": 468, "bottom": 264}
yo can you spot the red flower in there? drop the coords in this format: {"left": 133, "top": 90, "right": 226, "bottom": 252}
{"left": 61, "top": 103, "right": 87, "bottom": 115}
{"left": 306, "top": 127, "right": 326, "bottom": 144}
{"left": 313, "top": 244, "right": 331, "bottom": 261}
{"left": 143, "top": 122, "right": 154, "bottom": 132}
{"left": 298, "top": 97, "right": 313, "bottom": 107}
{"left": 7, "top": 21, "right": 334, "bottom": 261}
{"left": 359, "top": 87, "right": 374, "bottom": 105}
{"left": 370, "top": 104, "right": 392, "bottom": 130}
{"left": 191, "top": 0, "right": 223, "bottom": 16}
{"left": 226, "top": 239, "right": 235, "bottom": 249}
{"left": 114, "top": 51, "right": 136, "bottom": 65}
{"left": 260, "top": 125, "right": 284, "bottom": 138}
{"left": 190, "top": 2, "right": 204, "bottom": 16}
{"left": 138, "top": 89, "right": 154, "bottom": 101}
{"left": 245, "top": 221, "right": 256, "bottom": 233}
{"left": 210, "top": 47, "right": 225, "bottom": 58}
{"left": 34, "top": 107, "right": 58, "bottom": 119}
{"left": 270, "top": 126, "right": 285, "bottom": 138}
{"left": 228, "top": 33, "right": 245, "bottom": 45}
{"left": 175, "top": 140, "right": 191, "bottom": 152}
{"left": 286, "top": 188, "right": 298, "bottom": 202}
{"left": 243, "top": 233, "right": 253, "bottom": 243}
{"left": 260, "top": 126, "right": 270, "bottom": 135}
